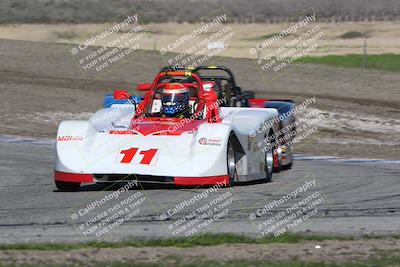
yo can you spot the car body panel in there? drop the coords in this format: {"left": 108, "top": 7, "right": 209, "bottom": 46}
{"left": 55, "top": 106, "right": 278, "bottom": 184}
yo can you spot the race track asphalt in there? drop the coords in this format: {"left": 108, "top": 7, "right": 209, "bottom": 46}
{"left": 0, "top": 138, "right": 399, "bottom": 244}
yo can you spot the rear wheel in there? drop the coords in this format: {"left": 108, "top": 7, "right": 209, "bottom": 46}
{"left": 273, "top": 144, "right": 282, "bottom": 173}
{"left": 227, "top": 138, "right": 237, "bottom": 187}
{"left": 282, "top": 161, "right": 293, "bottom": 170}
{"left": 282, "top": 145, "right": 294, "bottom": 170}
{"left": 264, "top": 134, "right": 274, "bottom": 182}
{"left": 55, "top": 181, "right": 81, "bottom": 192}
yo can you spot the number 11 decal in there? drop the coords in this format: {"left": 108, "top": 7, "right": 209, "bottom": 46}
{"left": 119, "top": 147, "right": 158, "bottom": 165}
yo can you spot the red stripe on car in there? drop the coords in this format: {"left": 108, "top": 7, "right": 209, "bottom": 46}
{"left": 54, "top": 171, "right": 93, "bottom": 183}
{"left": 174, "top": 175, "right": 230, "bottom": 186}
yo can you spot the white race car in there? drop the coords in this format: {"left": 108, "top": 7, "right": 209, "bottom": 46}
{"left": 54, "top": 70, "right": 279, "bottom": 191}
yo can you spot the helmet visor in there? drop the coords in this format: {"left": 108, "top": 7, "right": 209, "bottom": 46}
{"left": 161, "top": 91, "right": 189, "bottom": 115}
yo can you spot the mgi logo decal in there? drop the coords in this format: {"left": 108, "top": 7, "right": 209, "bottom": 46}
{"left": 57, "top": 136, "right": 84, "bottom": 141}
{"left": 198, "top": 137, "right": 222, "bottom": 146}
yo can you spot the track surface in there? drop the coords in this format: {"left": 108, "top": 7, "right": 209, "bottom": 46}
{"left": 0, "top": 140, "right": 399, "bottom": 244}
{"left": 0, "top": 39, "right": 399, "bottom": 244}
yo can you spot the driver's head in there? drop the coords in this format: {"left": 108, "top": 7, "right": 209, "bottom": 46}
{"left": 161, "top": 83, "right": 190, "bottom": 117}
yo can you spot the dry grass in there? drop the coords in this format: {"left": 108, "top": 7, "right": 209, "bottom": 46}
{"left": 0, "top": 22, "right": 399, "bottom": 58}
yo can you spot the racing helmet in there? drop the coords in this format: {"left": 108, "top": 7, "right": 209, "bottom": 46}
{"left": 161, "top": 83, "right": 190, "bottom": 117}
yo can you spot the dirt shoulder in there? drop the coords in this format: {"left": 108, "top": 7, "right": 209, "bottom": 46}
{"left": 0, "top": 239, "right": 399, "bottom": 266}
{"left": 0, "top": 39, "right": 399, "bottom": 159}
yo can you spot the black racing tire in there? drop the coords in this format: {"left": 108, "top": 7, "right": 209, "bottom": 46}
{"left": 226, "top": 138, "right": 238, "bottom": 187}
{"left": 273, "top": 160, "right": 282, "bottom": 173}
{"left": 282, "top": 161, "right": 293, "bottom": 170}
{"left": 55, "top": 181, "right": 81, "bottom": 192}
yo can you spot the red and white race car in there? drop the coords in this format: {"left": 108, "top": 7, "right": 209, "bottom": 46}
{"left": 159, "top": 66, "right": 296, "bottom": 171}
{"left": 54, "top": 70, "right": 279, "bottom": 191}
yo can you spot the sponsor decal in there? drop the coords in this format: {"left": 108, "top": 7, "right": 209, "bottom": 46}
{"left": 198, "top": 137, "right": 222, "bottom": 146}
{"left": 57, "top": 135, "right": 84, "bottom": 141}
{"left": 198, "top": 137, "right": 207, "bottom": 145}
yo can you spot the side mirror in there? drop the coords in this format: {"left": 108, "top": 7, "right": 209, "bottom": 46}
{"left": 137, "top": 83, "right": 151, "bottom": 91}
{"left": 113, "top": 90, "right": 130, "bottom": 99}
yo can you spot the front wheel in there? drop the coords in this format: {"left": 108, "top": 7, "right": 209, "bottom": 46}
{"left": 264, "top": 135, "right": 274, "bottom": 182}
{"left": 227, "top": 138, "right": 238, "bottom": 187}
{"left": 55, "top": 181, "right": 81, "bottom": 192}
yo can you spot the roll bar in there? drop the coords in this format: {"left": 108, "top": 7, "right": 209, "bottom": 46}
{"left": 159, "top": 65, "right": 243, "bottom": 102}
{"left": 135, "top": 70, "right": 205, "bottom": 118}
